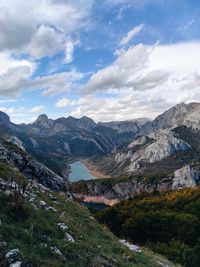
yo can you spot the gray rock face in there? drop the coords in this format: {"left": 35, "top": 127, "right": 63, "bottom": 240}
{"left": 32, "top": 114, "right": 97, "bottom": 134}
{"left": 8, "top": 136, "right": 25, "bottom": 151}
{"left": 33, "top": 114, "right": 54, "bottom": 129}
{"left": 0, "top": 111, "right": 10, "bottom": 126}
{"left": 73, "top": 176, "right": 172, "bottom": 200}
{"left": 115, "top": 130, "right": 191, "bottom": 173}
{"left": 181, "top": 105, "right": 200, "bottom": 130}
{"left": 100, "top": 118, "right": 149, "bottom": 134}
{"left": 139, "top": 102, "right": 200, "bottom": 136}
{"left": 73, "top": 164, "right": 200, "bottom": 201}
{"left": 172, "top": 165, "right": 199, "bottom": 189}
{"left": 0, "top": 140, "right": 68, "bottom": 191}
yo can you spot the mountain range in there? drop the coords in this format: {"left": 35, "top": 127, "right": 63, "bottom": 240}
{"left": 70, "top": 102, "right": 200, "bottom": 202}
{"left": 1, "top": 101, "right": 200, "bottom": 195}
{"left": 0, "top": 111, "right": 149, "bottom": 177}
{"left": 1, "top": 102, "right": 200, "bottom": 266}
{"left": 0, "top": 114, "right": 174, "bottom": 267}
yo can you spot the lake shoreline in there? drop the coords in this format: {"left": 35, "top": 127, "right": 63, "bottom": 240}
{"left": 80, "top": 159, "right": 110, "bottom": 179}
{"left": 75, "top": 193, "right": 119, "bottom": 206}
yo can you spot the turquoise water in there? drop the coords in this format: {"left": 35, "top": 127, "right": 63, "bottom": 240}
{"left": 68, "top": 161, "right": 97, "bottom": 182}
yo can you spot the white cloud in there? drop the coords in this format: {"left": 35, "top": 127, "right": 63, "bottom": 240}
{"left": 75, "top": 41, "right": 200, "bottom": 121}
{"left": 0, "top": 66, "right": 32, "bottom": 96}
{"left": 0, "top": 0, "right": 93, "bottom": 60}
{"left": 0, "top": 52, "right": 35, "bottom": 75}
{"left": 84, "top": 42, "right": 200, "bottom": 94}
{"left": 56, "top": 98, "right": 74, "bottom": 108}
{"left": 0, "top": 51, "right": 36, "bottom": 97}
{"left": 26, "top": 25, "right": 64, "bottom": 59}
{"left": 32, "top": 70, "right": 84, "bottom": 96}
{"left": 0, "top": 65, "right": 83, "bottom": 97}
{"left": 119, "top": 24, "right": 144, "bottom": 46}
{"left": 65, "top": 38, "right": 80, "bottom": 63}
{"left": 149, "top": 42, "right": 200, "bottom": 74}
{"left": 68, "top": 92, "right": 170, "bottom": 122}
{"left": 30, "top": 105, "right": 45, "bottom": 113}
{"left": 84, "top": 44, "right": 152, "bottom": 93}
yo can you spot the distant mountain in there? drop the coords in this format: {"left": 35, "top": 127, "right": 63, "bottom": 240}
{"left": 0, "top": 112, "right": 147, "bottom": 177}
{"left": 92, "top": 102, "right": 200, "bottom": 179}
{"left": 71, "top": 102, "right": 200, "bottom": 205}
{"left": 0, "top": 111, "right": 11, "bottom": 126}
{"left": 99, "top": 118, "right": 149, "bottom": 134}
{"left": 138, "top": 102, "right": 200, "bottom": 136}
{"left": 1, "top": 102, "right": 200, "bottom": 182}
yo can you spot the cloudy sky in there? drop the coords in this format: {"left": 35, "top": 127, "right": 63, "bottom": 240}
{"left": 1, "top": 0, "right": 200, "bottom": 123}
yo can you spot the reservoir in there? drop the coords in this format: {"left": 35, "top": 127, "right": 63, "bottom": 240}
{"left": 68, "top": 161, "right": 97, "bottom": 182}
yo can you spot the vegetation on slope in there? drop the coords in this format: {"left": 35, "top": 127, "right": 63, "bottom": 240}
{"left": 0, "top": 160, "right": 172, "bottom": 267}
{"left": 96, "top": 188, "right": 200, "bottom": 267}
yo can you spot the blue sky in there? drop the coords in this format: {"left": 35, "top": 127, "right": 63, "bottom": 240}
{"left": 0, "top": 0, "right": 200, "bottom": 123}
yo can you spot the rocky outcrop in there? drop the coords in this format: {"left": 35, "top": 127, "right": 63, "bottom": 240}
{"left": 71, "top": 176, "right": 172, "bottom": 202}
{"left": 8, "top": 135, "right": 25, "bottom": 151}
{"left": 181, "top": 105, "right": 200, "bottom": 130}
{"left": 172, "top": 165, "right": 199, "bottom": 189}
{"left": 0, "top": 140, "right": 68, "bottom": 191}
{"left": 71, "top": 165, "right": 200, "bottom": 203}
{"left": 115, "top": 130, "right": 191, "bottom": 173}
{"left": 138, "top": 102, "right": 200, "bottom": 136}
{"left": 32, "top": 114, "right": 97, "bottom": 134}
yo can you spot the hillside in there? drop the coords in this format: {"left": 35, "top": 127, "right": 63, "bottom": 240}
{"left": 96, "top": 187, "right": 200, "bottom": 267}
{"left": 0, "top": 159, "right": 175, "bottom": 266}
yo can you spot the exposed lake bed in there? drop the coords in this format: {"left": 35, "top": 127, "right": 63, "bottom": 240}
{"left": 68, "top": 159, "right": 109, "bottom": 182}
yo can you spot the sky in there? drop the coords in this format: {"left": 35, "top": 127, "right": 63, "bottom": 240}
{"left": 0, "top": 0, "right": 200, "bottom": 123}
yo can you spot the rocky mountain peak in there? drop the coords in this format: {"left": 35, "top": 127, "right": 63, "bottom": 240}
{"left": 33, "top": 114, "right": 54, "bottom": 129}
{"left": 77, "top": 116, "right": 96, "bottom": 129}
{"left": 138, "top": 102, "right": 199, "bottom": 136}
{"left": 0, "top": 111, "right": 10, "bottom": 126}
{"left": 35, "top": 114, "right": 49, "bottom": 123}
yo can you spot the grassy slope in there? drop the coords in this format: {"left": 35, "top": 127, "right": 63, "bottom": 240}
{"left": 0, "top": 160, "right": 173, "bottom": 267}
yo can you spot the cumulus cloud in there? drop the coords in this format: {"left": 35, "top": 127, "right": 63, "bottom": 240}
{"left": 32, "top": 71, "right": 84, "bottom": 96}
{"left": 119, "top": 24, "right": 144, "bottom": 46}
{"left": 0, "top": 52, "right": 35, "bottom": 76}
{"left": 70, "top": 41, "right": 200, "bottom": 121}
{"left": 84, "top": 42, "right": 200, "bottom": 95}
{"left": 30, "top": 105, "right": 45, "bottom": 113}
{"left": 0, "top": 66, "right": 32, "bottom": 97}
{"left": 127, "top": 70, "right": 170, "bottom": 90}
{"left": 0, "top": 65, "right": 83, "bottom": 97}
{"left": 56, "top": 98, "right": 74, "bottom": 108}
{"left": 68, "top": 92, "right": 171, "bottom": 122}
{"left": 0, "top": 0, "right": 93, "bottom": 59}
{"left": 84, "top": 44, "right": 153, "bottom": 93}
{"left": 26, "top": 25, "right": 64, "bottom": 59}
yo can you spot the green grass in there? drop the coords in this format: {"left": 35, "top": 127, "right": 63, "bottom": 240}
{"left": 0, "top": 161, "right": 173, "bottom": 267}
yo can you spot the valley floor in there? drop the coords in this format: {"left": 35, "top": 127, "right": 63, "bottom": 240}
{"left": 80, "top": 159, "right": 111, "bottom": 179}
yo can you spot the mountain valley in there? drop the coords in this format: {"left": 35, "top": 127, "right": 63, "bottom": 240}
{"left": 1, "top": 102, "right": 200, "bottom": 266}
